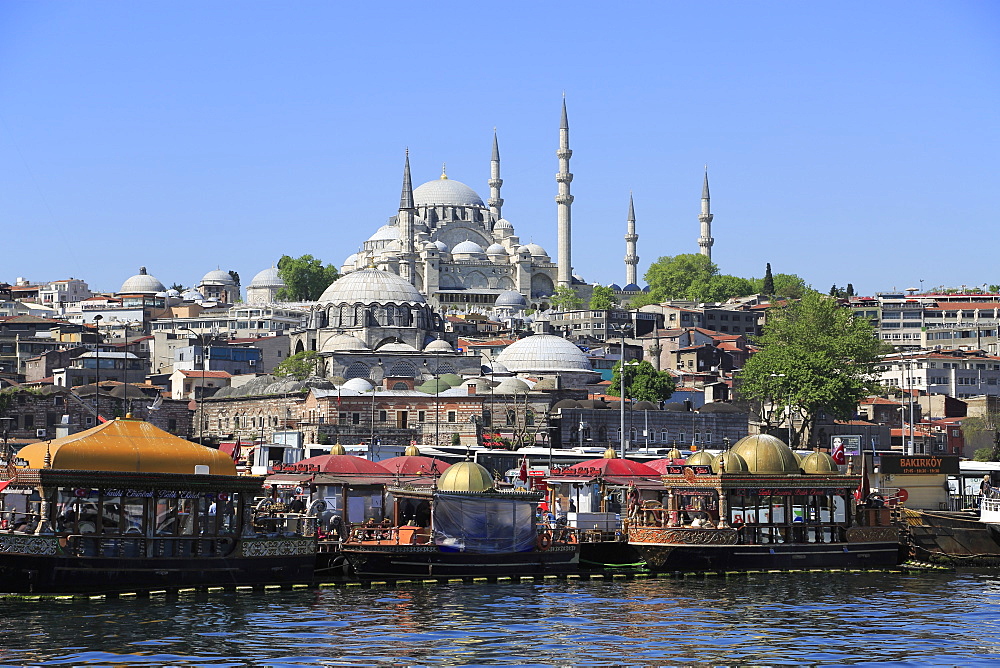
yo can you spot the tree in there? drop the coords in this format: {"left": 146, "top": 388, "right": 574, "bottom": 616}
{"left": 769, "top": 273, "right": 814, "bottom": 300}
{"left": 169, "top": 283, "right": 185, "bottom": 292}
{"left": 273, "top": 350, "right": 323, "bottom": 380}
{"left": 589, "top": 285, "right": 618, "bottom": 310}
{"left": 276, "top": 255, "right": 340, "bottom": 301}
{"left": 607, "top": 360, "right": 676, "bottom": 403}
{"left": 963, "top": 408, "right": 1000, "bottom": 461}
{"left": 762, "top": 263, "right": 775, "bottom": 296}
{"left": 829, "top": 284, "right": 840, "bottom": 297}
{"left": 737, "top": 292, "right": 890, "bottom": 447}
{"left": 991, "top": 285, "right": 1000, "bottom": 293}
{"left": 846, "top": 283, "right": 855, "bottom": 297}
{"left": 696, "top": 274, "right": 757, "bottom": 303}
{"left": 643, "top": 254, "right": 718, "bottom": 302}
{"left": 228, "top": 270, "right": 241, "bottom": 287}
{"left": 550, "top": 286, "right": 583, "bottom": 311}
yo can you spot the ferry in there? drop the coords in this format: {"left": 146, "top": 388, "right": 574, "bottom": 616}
{"left": 0, "top": 417, "right": 315, "bottom": 594}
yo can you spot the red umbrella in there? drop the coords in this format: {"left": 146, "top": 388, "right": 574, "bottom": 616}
{"left": 294, "top": 454, "right": 391, "bottom": 475}
{"left": 378, "top": 455, "right": 451, "bottom": 476}
{"left": 644, "top": 458, "right": 687, "bottom": 474}
{"left": 556, "top": 457, "right": 659, "bottom": 478}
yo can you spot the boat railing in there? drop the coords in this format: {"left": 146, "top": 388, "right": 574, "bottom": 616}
{"left": 629, "top": 508, "right": 853, "bottom": 545}
{"left": 346, "top": 523, "right": 433, "bottom": 546}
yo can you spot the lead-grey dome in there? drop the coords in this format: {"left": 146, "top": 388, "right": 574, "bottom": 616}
{"left": 318, "top": 267, "right": 425, "bottom": 305}
{"left": 119, "top": 267, "right": 166, "bottom": 295}
{"left": 321, "top": 334, "right": 370, "bottom": 352}
{"left": 451, "top": 240, "right": 486, "bottom": 259}
{"left": 249, "top": 266, "right": 284, "bottom": 288}
{"left": 201, "top": 269, "right": 235, "bottom": 285}
{"left": 367, "top": 224, "right": 400, "bottom": 242}
{"left": 495, "top": 290, "right": 527, "bottom": 309}
{"left": 413, "top": 174, "right": 484, "bottom": 207}
{"left": 497, "top": 334, "right": 592, "bottom": 373}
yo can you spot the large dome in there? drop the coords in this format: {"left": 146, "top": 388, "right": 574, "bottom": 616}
{"left": 367, "top": 224, "right": 400, "bottom": 242}
{"left": 497, "top": 334, "right": 592, "bottom": 373}
{"left": 495, "top": 290, "right": 527, "bottom": 309}
{"left": 413, "top": 174, "right": 484, "bottom": 208}
{"left": 318, "top": 268, "right": 425, "bottom": 305}
{"left": 321, "top": 334, "right": 370, "bottom": 353}
{"left": 731, "top": 434, "right": 801, "bottom": 474}
{"left": 437, "top": 460, "right": 494, "bottom": 492}
{"left": 119, "top": 267, "right": 166, "bottom": 295}
{"left": 249, "top": 266, "right": 284, "bottom": 288}
{"left": 201, "top": 269, "right": 235, "bottom": 285}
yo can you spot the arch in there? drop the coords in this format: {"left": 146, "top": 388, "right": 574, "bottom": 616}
{"left": 388, "top": 361, "right": 416, "bottom": 378}
{"left": 598, "top": 425, "right": 608, "bottom": 442}
{"left": 465, "top": 271, "right": 488, "bottom": 289}
{"left": 392, "top": 381, "right": 410, "bottom": 390}
{"left": 531, "top": 273, "right": 555, "bottom": 298}
{"left": 294, "top": 340, "right": 305, "bottom": 354}
{"left": 497, "top": 276, "right": 515, "bottom": 290}
{"left": 345, "top": 362, "right": 370, "bottom": 380}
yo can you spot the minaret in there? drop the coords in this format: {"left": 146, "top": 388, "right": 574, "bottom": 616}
{"left": 698, "top": 167, "right": 714, "bottom": 259}
{"left": 624, "top": 192, "right": 638, "bottom": 286}
{"left": 488, "top": 129, "right": 503, "bottom": 223}
{"left": 556, "top": 97, "right": 574, "bottom": 287}
{"left": 398, "top": 150, "right": 417, "bottom": 286}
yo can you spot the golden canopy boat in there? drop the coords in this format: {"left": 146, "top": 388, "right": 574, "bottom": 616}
{"left": 0, "top": 417, "right": 315, "bottom": 594}
{"left": 627, "top": 435, "right": 903, "bottom": 571}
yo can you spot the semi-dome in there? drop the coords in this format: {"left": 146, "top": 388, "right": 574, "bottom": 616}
{"left": 318, "top": 267, "right": 425, "bottom": 305}
{"left": 249, "top": 266, "right": 285, "bottom": 288}
{"left": 201, "top": 269, "right": 235, "bottom": 285}
{"left": 119, "top": 267, "right": 166, "bottom": 295}
{"left": 424, "top": 339, "right": 454, "bottom": 352}
{"left": 181, "top": 289, "right": 205, "bottom": 301}
{"left": 486, "top": 243, "right": 507, "bottom": 257}
{"left": 451, "top": 240, "right": 486, "bottom": 259}
{"left": 495, "top": 290, "right": 527, "bottom": 309}
{"left": 801, "top": 451, "right": 840, "bottom": 474}
{"left": 493, "top": 377, "right": 530, "bottom": 394}
{"left": 376, "top": 341, "right": 419, "bottom": 353}
{"left": 524, "top": 243, "right": 549, "bottom": 258}
{"left": 341, "top": 252, "right": 360, "bottom": 269}
{"left": 494, "top": 218, "right": 513, "bottom": 231}
{"left": 711, "top": 450, "right": 749, "bottom": 474}
{"left": 368, "top": 224, "right": 400, "bottom": 242}
{"left": 437, "top": 460, "right": 494, "bottom": 492}
{"left": 321, "top": 334, "right": 370, "bottom": 353}
{"left": 413, "top": 174, "right": 485, "bottom": 208}
{"left": 341, "top": 378, "right": 374, "bottom": 392}
{"left": 685, "top": 450, "right": 715, "bottom": 467}
{"left": 17, "top": 418, "right": 235, "bottom": 475}
{"left": 731, "top": 434, "right": 800, "bottom": 474}
{"left": 497, "top": 334, "right": 592, "bottom": 373}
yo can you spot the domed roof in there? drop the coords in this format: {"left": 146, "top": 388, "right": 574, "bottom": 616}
{"left": 413, "top": 174, "right": 484, "bottom": 208}
{"left": 120, "top": 267, "right": 166, "bottom": 295}
{"left": 462, "top": 377, "right": 494, "bottom": 392}
{"left": 433, "top": 240, "right": 449, "bottom": 253}
{"left": 801, "top": 451, "right": 840, "bottom": 474}
{"left": 494, "top": 218, "right": 513, "bottom": 230}
{"left": 376, "top": 341, "right": 419, "bottom": 353}
{"left": 622, "top": 283, "right": 641, "bottom": 292}
{"left": 201, "top": 269, "right": 235, "bottom": 285}
{"left": 329, "top": 443, "right": 347, "bottom": 455}
{"left": 380, "top": 454, "right": 451, "bottom": 476}
{"left": 609, "top": 283, "right": 623, "bottom": 292}
{"left": 17, "top": 418, "right": 236, "bottom": 475}
{"left": 439, "top": 372, "right": 464, "bottom": 387}
{"left": 731, "top": 434, "right": 800, "bottom": 474}
{"left": 342, "top": 252, "right": 360, "bottom": 268}
{"left": 404, "top": 444, "right": 420, "bottom": 457}
{"left": 666, "top": 448, "right": 684, "bottom": 460}
{"left": 318, "top": 268, "right": 425, "bottom": 305}
{"left": 486, "top": 243, "right": 507, "bottom": 256}
{"left": 181, "top": 289, "right": 205, "bottom": 301}
{"left": 711, "top": 450, "right": 749, "bottom": 474}
{"left": 497, "top": 334, "right": 592, "bottom": 373}
{"left": 489, "top": 360, "right": 510, "bottom": 374}
{"left": 424, "top": 339, "right": 454, "bottom": 352}
{"left": 532, "top": 378, "right": 559, "bottom": 390}
{"left": 524, "top": 243, "right": 548, "bottom": 257}
{"left": 249, "top": 266, "right": 285, "bottom": 288}
{"left": 493, "top": 377, "right": 530, "bottom": 394}
{"left": 452, "top": 240, "right": 486, "bottom": 256}
{"left": 368, "top": 224, "right": 400, "bottom": 242}
{"left": 663, "top": 402, "right": 687, "bottom": 412}
{"left": 552, "top": 399, "right": 581, "bottom": 410}
{"left": 699, "top": 402, "right": 741, "bottom": 413}
{"left": 495, "top": 290, "right": 527, "bottom": 309}
{"left": 603, "top": 447, "right": 618, "bottom": 459}
{"left": 416, "top": 378, "right": 452, "bottom": 394}
{"left": 294, "top": 453, "right": 391, "bottom": 476}
{"left": 321, "top": 334, "right": 370, "bottom": 353}
{"left": 685, "top": 450, "right": 715, "bottom": 467}
{"left": 633, "top": 400, "right": 658, "bottom": 411}
{"left": 341, "top": 378, "right": 374, "bottom": 392}
{"left": 437, "top": 460, "right": 494, "bottom": 492}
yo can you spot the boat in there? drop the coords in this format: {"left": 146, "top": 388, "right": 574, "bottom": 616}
{"left": 626, "top": 435, "right": 902, "bottom": 572}
{"left": 0, "top": 417, "right": 315, "bottom": 594}
{"left": 340, "top": 459, "right": 579, "bottom": 578}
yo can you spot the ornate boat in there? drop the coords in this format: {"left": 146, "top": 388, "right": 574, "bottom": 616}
{"left": 0, "top": 417, "right": 315, "bottom": 594}
{"left": 340, "top": 460, "right": 579, "bottom": 578}
{"left": 627, "top": 436, "right": 902, "bottom": 572}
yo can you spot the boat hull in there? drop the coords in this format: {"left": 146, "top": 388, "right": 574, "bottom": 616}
{"left": 630, "top": 526, "right": 902, "bottom": 571}
{"left": 0, "top": 533, "right": 316, "bottom": 594}
{"left": 341, "top": 544, "right": 579, "bottom": 579}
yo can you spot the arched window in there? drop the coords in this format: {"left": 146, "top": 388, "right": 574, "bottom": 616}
{"left": 345, "top": 362, "right": 370, "bottom": 379}
{"left": 506, "top": 409, "right": 516, "bottom": 426}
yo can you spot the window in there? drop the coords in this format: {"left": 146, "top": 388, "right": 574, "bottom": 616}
{"left": 417, "top": 411, "right": 426, "bottom": 423}
{"left": 378, "top": 410, "right": 387, "bottom": 422}
{"left": 661, "top": 430, "right": 668, "bottom": 442}
{"left": 24, "top": 415, "right": 34, "bottom": 428}
{"left": 506, "top": 409, "right": 516, "bottom": 426}
{"left": 447, "top": 411, "right": 457, "bottom": 423}
{"left": 351, "top": 413, "right": 361, "bottom": 425}
{"left": 525, "top": 410, "right": 534, "bottom": 426}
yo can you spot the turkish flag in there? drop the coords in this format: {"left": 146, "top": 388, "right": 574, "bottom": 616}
{"left": 831, "top": 438, "right": 846, "bottom": 465}
{"left": 518, "top": 456, "right": 528, "bottom": 482}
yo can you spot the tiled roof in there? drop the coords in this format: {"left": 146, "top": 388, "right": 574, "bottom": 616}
{"left": 176, "top": 370, "right": 232, "bottom": 379}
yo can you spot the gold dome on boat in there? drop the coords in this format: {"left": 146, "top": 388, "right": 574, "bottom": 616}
{"left": 603, "top": 447, "right": 618, "bottom": 459}
{"left": 437, "top": 460, "right": 494, "bottom": 492}
{"left": 685, "top": 450, "right": 715, "bottom": 467}
{"left": 731, "top": 434, "right": 800, "bottom": 474}
{"left": 329, "top": 443, "right": 347, "bottom": 456}
{"left": 801, "top": 451, "right": 840, "bottom": 474}
{"left": 404, "top": 444, "right": 421, "bottom": 456}
{"left": 666, "top": 448, "right": 683, "bottom": 459}
{"left": 711, "top": 450, "right": 749, "bottom": 474}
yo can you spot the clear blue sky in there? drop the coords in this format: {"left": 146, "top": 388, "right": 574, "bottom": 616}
{"left": 2, "top": 2, "right": 998, "bottom": 297}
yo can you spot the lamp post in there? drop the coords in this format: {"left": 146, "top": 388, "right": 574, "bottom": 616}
{"left": 92, "top": 315, "right": 103, "bottom": 409}
{"left": 614, "top": 323, "right": 633, "bottom": 458}
{"left": 0, "top": 416, "right": 13, "bottom": 464}
{"left": 180, "top": 327, "right": 207, "bottom": 445}
{"left": 370, "top": 359, "right": 383, "bottom": 458}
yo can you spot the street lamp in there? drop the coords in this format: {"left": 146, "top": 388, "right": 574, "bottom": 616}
{"left": 370, "top": 359, "right": 383, "bottom": 457}
{"left": 180, "top": 327, "right": 207, "bottom": 445}
{"left": 0, "top": 416, "right": 13, "bottom": 464}
{"left": 92, "top": 315, "right": 103, "bottom": 411}
{"left": 613, "top": 323, "right": 633, "bottom": 458}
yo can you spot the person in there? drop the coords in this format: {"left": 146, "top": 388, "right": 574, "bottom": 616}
{"left": 981, "top": 475, "right": 994, "bottom": 505}
{"left": 287, "top": 496, "right": 306, "bottom": 513}
{"left": 569, "top": 499, "right": 576, "bottom": 513}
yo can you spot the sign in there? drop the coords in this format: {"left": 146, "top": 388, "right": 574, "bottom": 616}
{"left": 832, "top": 434, "right": 862, "bottom": 456}
{"left": 733, "top": 487, "right": 850, "bottom": 498}
{"left": 664, "top": 465, "right": 712, "bottom": 476}
{"left": 879, "top": 454, "right": 959, "bottom": 475}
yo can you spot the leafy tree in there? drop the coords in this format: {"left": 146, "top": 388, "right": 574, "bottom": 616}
{"left": 589, "top": 285, "right": 618, "bottom": 310}
{"left": 643, "top": 254, "right": 718, "bottom": 302}
{"left": 273, "top": 350, "right": 323, "bottom": 380}
{"left": 963, "top": 408, "right": 1000, "bottom": 461}
{"left": 846, "top": 283, "right": 855, "bottom": 297}
{"left": 550, "top": 286, "right": 583, "bottom": 311}
{"left": 769, "top": 273, "right": 814, "bottom": 300}
{"left": 762, "top": 263, "right": 775, "bottom": 296}
{"left": 830, "top": 284, "right": 839, "bottom": 297}
{"left": 696, "top": 274, "right": 757, "bottom": 303}
{"left": 737, "top": 292, "right": 890, "bottom": 447}
{"left": 974, "top": 447, "right": 994, "bottom": 462}
{"left": 228, "top": 270, "right": 241, "bottom": 287}
{"left": 276, "top": 255, "right": 340, "bottom": 301}
{"left": 169, "top": 283, "right": 185, "bottom": 292}
{"left": 607, "top": 360, "right": 676, "bottom": 403}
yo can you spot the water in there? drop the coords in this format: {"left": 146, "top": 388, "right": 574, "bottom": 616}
{"left": 2, "top": 571, "right": 999, "bottom": 666}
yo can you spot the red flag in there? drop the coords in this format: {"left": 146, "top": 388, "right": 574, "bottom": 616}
{"left": 831, "top": 437, "right": 846, "bottom": 465}
{"left": 518, "top": 456, "right": 528, "bottom": 482}
{"left": 854, "top": 453, "right": 871, "bottom": 502}
{"left": 0, "top": 459, "right": 18, "bottom": 493}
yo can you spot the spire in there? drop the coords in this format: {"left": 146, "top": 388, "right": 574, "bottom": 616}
{"left": 556, "top": 95, "right": 574, "bottom": 287}
{"left": 624, "top": 192, "right": 638, "bottom": 286}
{"left": 698, "top": 165, "right": 714, "bottom": 260}
{"left": 488, "top": 129, "right": 504, "bottom": 221}
{"left": 560, "top": 94, "right": 569, "bottom": 130}
{"left": 628, "top": 191, "right": 635, "bottom": 222}
{"left": 440, "top": 162, "right": 448, "bottom": 180}
{"left": 399, "top": 149, "right": 414, "bottom": 210}
{"left": 492, "top": 128, "right": 500, "bottom": 162}
{"left": 702, "top": 165, "right": 710, "bottom": 200}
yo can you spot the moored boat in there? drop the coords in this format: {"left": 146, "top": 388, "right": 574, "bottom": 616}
{"left": 0, "top": 417, "right": 315, "bottom": 594}
{"left": 627, "top": 435, "right": 902, "bottom": 572}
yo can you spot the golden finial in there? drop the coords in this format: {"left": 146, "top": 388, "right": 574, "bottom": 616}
{"left": 440, "top": 163, "right": 448, "bottom": 180}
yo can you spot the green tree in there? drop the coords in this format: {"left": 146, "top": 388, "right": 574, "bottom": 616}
{"left": 770, "top": 273, "right": 814, "bottom": 300}
{"left": 589, "top": 285, "right": 618, "bottom": 310}
{"left": 550, "top": 286, "right": 583, "bottom": 311}
{"left": 846, "top": 283, "right": 855, "bottom": 297}
{"left": 963, "top": 409, "right": 1000, "bottom": 461}
{"left": 696, "top": 274, "right": 757, "bottom": 303}
{"left": 275, "top": 255, "right": 340, "bottom": 301}
{"left": 643, "top": 254, "right": 718, "bottom": 302}
{"left": 737, "top": 292, "right": 890, "bottom": 447}
{"left": 169, "top": 283, "right": 185, "bottom": 292}
{"left": 228, "top": 270, "right": 241, "bottom": 287}
{"left": 273, "top": 350, "right": 323, "bottom": 380}
{"left": 607, "top": 360, "right": 676, "bottom": 402}
{"left": 762, "top": 263, "right": 775, "bottom": 296}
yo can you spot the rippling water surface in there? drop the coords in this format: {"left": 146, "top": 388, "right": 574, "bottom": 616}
{"left": 3, "top": 571, "right": 1000, "bottom": 666}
